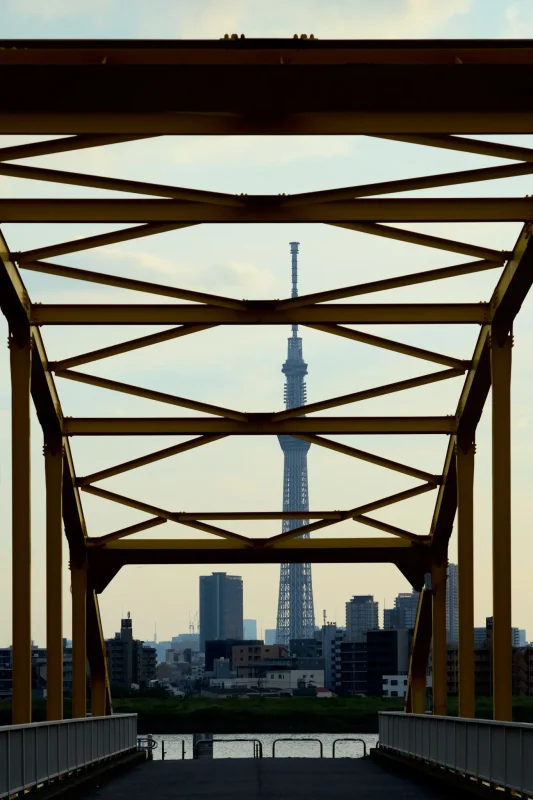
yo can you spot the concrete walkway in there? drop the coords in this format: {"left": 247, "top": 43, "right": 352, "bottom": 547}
{"left": 88, "top": 758, "right": 446, "bottom": 799}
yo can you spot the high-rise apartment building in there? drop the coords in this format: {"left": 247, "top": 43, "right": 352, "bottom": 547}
{"left": 384, "top": 591, "right": 419, "bottom": 630}
{"left": 199, "top": 572, "right": 243, "bottom": 651}
{"left": 105, "top": 614, "right": 156, "bottom": 688}
{"left": 265, "top": 629, "right": 277, "bottom": 645}
{"left": 243, "top": 619, "right": 257, "bottom": 640}
{"left": 383, "top": 563, "right": 458, "bottom": 641}
{"left": 446, "top": 563, "right": 459, "bottom": 644}
{"left": 346, "top": 596, "right": 379, "bottom": 640}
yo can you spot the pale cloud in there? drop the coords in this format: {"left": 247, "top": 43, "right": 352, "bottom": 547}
{"left": 169, "top": 137, "right": 355, "bottom": 167}
{"left": 100, "top": 245, "right": 276, "bottom": 294}
{"left": 504, "top": 4, "right": 533, "bottom": 36}
{"left": 7, "top": 0, "right": 110, "bottom": 20}
{"left": 4, "top": 0, "right": 475, "bottom": 39}
{"left": 143, "top": 0, "right": 474, "bottom": 38}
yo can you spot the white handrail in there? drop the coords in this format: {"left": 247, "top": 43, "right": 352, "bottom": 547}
{"left": 0, "top": 714, "right": 137, "bottom": 799}
{"left": 378, "top": 711, "right": 533, "bottom": 797}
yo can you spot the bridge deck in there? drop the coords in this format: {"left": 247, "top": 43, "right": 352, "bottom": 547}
{"left": 88, "top": 758, "right": 444, "bottom": 799}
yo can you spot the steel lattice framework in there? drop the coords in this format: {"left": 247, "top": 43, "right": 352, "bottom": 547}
{"left": 2, "top": 38, "right": 533, "bottom": 725}
{"left": 276, "top": 243, "right": 315, "bottom": 645}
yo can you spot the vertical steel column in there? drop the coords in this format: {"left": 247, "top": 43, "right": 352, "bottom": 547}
{"left": 491, "top": 328, "right": 513, "bottom": 721}
{"left": 87, "top": 587, "right": 108, "bottom": 718}
{"left": 91, "top": 671, "right": 107, "bottom": 717}
{"left": 45, "top": 440, "right": 64, "bottom": 720}
{"left": 71, "top": 557, "right": 87, "bottom": 718}
{"left": 432, "top": 561, "right": 448, "bottom": 716}
{"left": 406, "top": 588, "right": 432, "bottom": 714}
{"left": 10, "top": 331, "right": 32, "bottom": 724}
{"left": 456, "top": 436, "right": 475, "bottom": 718}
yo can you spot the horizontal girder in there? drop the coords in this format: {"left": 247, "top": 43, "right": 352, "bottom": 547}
{"left": 2, "top": 40, "right": 533, "bottom": 66}
{"left": 31, "top": 303, "right": 490, "bottom": 325}
{"left": 3, "top": 42, "right": 533, "bottom": 136}
{"left": 64, "top": 416, "right": 456, "bottom": 435}
{"left": 3, "top": 197, "right": 533, "bottom": 222}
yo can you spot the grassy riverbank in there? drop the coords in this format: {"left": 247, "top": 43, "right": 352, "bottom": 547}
{"left": 2, "top": 696, "right": 533, "bottom": 733}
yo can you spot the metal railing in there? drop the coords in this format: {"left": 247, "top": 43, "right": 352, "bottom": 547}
{"left": 379, "top": 712, "right": 533, "bottom": 798}
{"left": 273, "top": 738, "right": 323, "bottom": 758}
{"left": 0, "top": 714, "right": 137, "bottom": 799}
{"left": 194, "top": 738, "right": 263, "bottom": 759}
{"left": 332, "top": 738, "right": 367, "bottom": 758}
{"left": 159, "top": 739, "right": 185, "bottom": 760}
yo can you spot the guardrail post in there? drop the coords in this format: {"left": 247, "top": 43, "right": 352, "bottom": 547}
{"left": 490, "top": 327, "right": 513, "bottom": 721}
{"left": 432, "top": 560, "right": 448, "bottom": 716}
{"left": 45, "top": 439, "right": 64, "bottom": 721}
{"left": 71, "top": 556, "right": 87, "bottom": 718}
{"left": 10, "top": 330, "right": 32, "bottom": 724}
{"left": 456, "top": 435, "right": 475, "bottom": 718}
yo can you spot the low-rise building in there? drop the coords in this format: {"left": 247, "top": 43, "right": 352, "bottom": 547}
{"left": 382, "top": 675, "right": 409, "bottom": 698}
{"left": 232, "top": 643, "right": 288, "bottom": 675}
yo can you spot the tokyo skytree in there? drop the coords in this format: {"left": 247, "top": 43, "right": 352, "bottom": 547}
{"left": 275, "top": 242, "right": 316, "bottom": 646}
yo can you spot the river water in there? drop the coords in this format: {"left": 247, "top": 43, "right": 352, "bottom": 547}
{"left": 151, "top": 733, "right": 377, "bottom": 760}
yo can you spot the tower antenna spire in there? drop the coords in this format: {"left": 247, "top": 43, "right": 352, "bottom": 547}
{"left": 289, "top": 241, "right": 299, "bottom": 338}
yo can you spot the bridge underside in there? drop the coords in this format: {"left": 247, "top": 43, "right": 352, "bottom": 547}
{"left": 1, "top": 37, "right": 532, "bottom": 724}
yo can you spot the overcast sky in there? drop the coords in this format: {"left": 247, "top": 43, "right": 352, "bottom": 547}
{"left": 1, "top": 0, "right": 533, "bottom": 646}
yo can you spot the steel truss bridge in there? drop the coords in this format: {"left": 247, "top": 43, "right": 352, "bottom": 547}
{"left": 1, "top": 38, "right": 533, "bottom": 727}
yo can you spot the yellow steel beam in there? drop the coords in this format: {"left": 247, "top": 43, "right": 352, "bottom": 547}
{"left": 3, "top": 197, "right": 533, "bottom": 223}
{"left": 5, "top": 111, "right": 533, "bottom": 136}
{"left": 306, "top": 324, "right": 468, "bottom": 371}
{"left": 376, "top": 134, "right": 533, "bottom": 163}
{"left": 81, "top": 484, "right": 254, "bottom": 544}
{"left": 89, "top": 517, "right": 167, "bottom": 545}
{"left": 22, "top": 261, "right": 247, "bottom": 310}
{"left": 50, "top": 324, "right": 216, "bottom": 372}
{"left": 491, "top": 328, "right": 513, "bottom": 721}
{"left": 64, "top": 416, "right": 457, "bottom": 436}
{"left": 45, "top": 440, "right": 64, "bottom": 721}
{"left": 267, "top": 484, "right": 436, "bottom": 545}
{"left": 405, "top": 588, "right": 432, "bottom": 713}
{"left": 101, "top": 536, "right": 414, "bottom": 551}
{"left": 56, "top": 369, "right": 248, "bottom": 422}
{"left": 0, "top": 230, "right": 114, "bottom": 715}
{"left": 274, "top": 368, "right": 464, "bottom": 420}
{"left": 71, "top": 558, "right": 87, "bottom": 719}
{"left": 330, "top": 221, "right": 509, "bottom": 262}
{"left": 77, "top": 434, "right": 227, "bottom": 485}
{"left": 0, "top": 162, "right": 243, "bottom": 206}
{"left": 352, "top": 515, "right": 426, "bottom": 543}
{"left": 292, "top": 433, "right": 440, "bottom": 484}
{"left": 4, "top": 42, "right": 533, "bottom": 67}
{"left": 284, "top": 162, "right": 533, "bottom": 206}
{"left": 432, "top": 560, "right": 448, "bottom": 716}
{"left": 86, "top": 588, "right": 112, "bottom": 716}
{"left": 456, "top": 436, "right": 475, "bottom": 718}
{"left": 0, "top": 134, "right": 156, "bottom": 162}
{"left": 32, "top": 302, "right": 490, "bottom": 326}
{"left": 15, "top": 222, "right": 196, "bottom": 263}
{"left": 9, "top": 330, "right": 32, "bottom": 724}
{"left": 280, "top": 260, "right": 503, "bottom": 309}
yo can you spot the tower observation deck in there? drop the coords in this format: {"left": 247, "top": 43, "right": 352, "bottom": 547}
{"left": 275, "top": 242, "right": 316, "bottom": 645}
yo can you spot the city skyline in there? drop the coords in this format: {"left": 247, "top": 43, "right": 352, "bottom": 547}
{"left": 2, "top": 3, "right": 533, "bottom": 649}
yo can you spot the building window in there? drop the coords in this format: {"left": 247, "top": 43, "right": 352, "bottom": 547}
{"left": 278, "top": 674, "right": 282, "bottom": 679}
{"left": 391, "top": 691, "right": 398, "bottom": 697}
{"left": 391, "top": 679, "right": 398, "bottom": 686}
